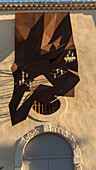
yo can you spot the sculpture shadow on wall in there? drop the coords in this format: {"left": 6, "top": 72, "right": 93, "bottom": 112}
{"left": 0, "top": 19, "right": 15, "bottom": 125}
{"left": 0, "top": 14, "right": 80, "bottom": 126}
{"left": 83, "top": 11, "right": 96, "bottom": 26}
{"left": 0, "top": 19, "right": 15, "bottom": 62}
{"left": 0, "top": 69, "right": 13, "bottom": 125}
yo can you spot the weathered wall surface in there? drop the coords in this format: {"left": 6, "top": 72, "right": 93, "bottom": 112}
{"left": 0, "top": 10, "right": 96, "bottom": 170}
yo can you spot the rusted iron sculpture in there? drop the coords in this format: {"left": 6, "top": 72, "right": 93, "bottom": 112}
{"left": 9, "top": 12, "right": 80, "bottom": 126}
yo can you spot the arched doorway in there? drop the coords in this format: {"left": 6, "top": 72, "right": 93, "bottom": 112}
{"left": 15, "top": 124, "right": 82, "bottom": 170}
{"left": 23, "top": 133, "right": 74, "bottom": 170}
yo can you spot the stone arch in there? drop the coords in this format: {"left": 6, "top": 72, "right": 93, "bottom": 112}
{"left": 15, "top": 124, "right": 82, "bottom": 170}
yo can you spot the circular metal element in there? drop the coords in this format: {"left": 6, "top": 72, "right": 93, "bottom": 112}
{"left": 29, "top": 97, "right": 68, "bottom": 122}
{"left": 32, "top": 99, "right": 60, "bottom": 115}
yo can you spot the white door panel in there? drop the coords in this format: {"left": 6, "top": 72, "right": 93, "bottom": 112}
{"left": 23, "top": 133, "right": 74, "bottom": 170}
{"left": 49, "top": 158, "right": 74, "bottom": 170}
{"left": 30, "top": 160, "right": 48, "bottom": 170}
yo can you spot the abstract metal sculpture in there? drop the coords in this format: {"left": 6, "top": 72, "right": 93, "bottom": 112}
{"left": 9, "top": 12, "right": 80, "bottom": 126}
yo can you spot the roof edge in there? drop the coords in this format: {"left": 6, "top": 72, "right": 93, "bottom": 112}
{"left": 0, "top": 0, "right": 96, "bottom": 10}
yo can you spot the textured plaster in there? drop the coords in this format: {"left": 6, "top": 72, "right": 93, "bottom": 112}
{"left": 0, "top": 10, "right": 96, "bottom": 170}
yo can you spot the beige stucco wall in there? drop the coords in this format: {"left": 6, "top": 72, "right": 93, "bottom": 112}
{"left": 0, "top": 10, "right": 96, "bottom": 170}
